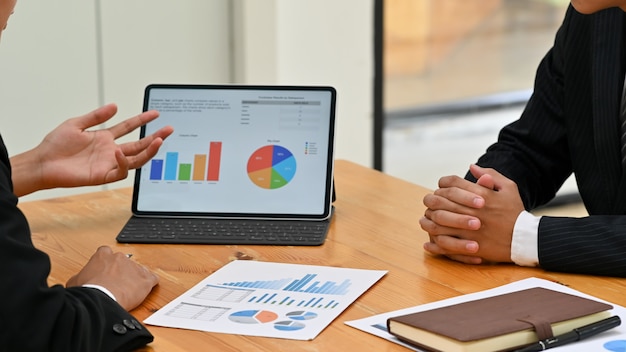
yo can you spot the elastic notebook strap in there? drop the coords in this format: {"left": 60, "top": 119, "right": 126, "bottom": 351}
{"left": 517, "top": 316, "right": 554, "bottom": 340}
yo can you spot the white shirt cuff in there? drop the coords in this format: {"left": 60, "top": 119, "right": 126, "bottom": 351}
{"left": 510, "top": 210, "right": 540, "bottom": 267}
{"left": 82, "top": 284, "right": 117, "bottom": 302}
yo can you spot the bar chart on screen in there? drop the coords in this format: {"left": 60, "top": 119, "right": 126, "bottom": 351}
{"left": 144, "top": 260, "right": 387, "bottom": 340}
{"left": 148, "top": 141, "right": 223, "bottom": 182}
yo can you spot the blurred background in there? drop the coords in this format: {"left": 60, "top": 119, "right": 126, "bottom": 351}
{"left": 0, "top": 0, "right": 582, "bottom": 215}
{"left": 382, "top": 0, "right": 583, "bottom": 214}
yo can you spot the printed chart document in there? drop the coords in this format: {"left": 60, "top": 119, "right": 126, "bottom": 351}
{"left": 345, "top": 277, "right": 626, "bottom": 352}
{"left": 145, "top": 260, "right": 387, "bottom": 340}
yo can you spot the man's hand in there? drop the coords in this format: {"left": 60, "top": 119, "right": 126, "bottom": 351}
{"left": 420, "top": 164, "right": 525, "bottom": 264}
{"left": 66, "top": 246, "right": 159, "bottom": 311}
{"left": 11, "top": 103, "right": 174, "bottom": 196}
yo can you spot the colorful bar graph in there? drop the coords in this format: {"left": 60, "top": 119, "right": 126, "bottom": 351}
{"left": 148, "top": 142, "right": 222, "bottom": 182}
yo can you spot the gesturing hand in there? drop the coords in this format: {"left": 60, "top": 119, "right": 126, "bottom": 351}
{"left": 11, "top": 103, "right": 174, "bottom": 196}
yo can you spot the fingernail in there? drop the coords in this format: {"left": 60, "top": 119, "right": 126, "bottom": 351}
{"left": 466, "top": 242, "right": 479, "bottom": 252}
{"left": 473, "top": 197, "right": 485, "bottom": 207}
{"left": 468, "top": 219, "right": 480, "bottom": 229}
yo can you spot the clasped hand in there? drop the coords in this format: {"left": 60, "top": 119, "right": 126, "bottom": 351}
{"left": 419, "top": 164, "right": 525, "bottom": 264}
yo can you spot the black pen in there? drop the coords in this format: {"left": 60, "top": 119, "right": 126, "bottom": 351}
{"left": 513, "top": 315, "right": 621, "bottom": 352}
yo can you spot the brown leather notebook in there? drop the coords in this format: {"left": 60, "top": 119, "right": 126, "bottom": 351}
{"left": 387, "top": 287, "right": 613, "bottom": 352}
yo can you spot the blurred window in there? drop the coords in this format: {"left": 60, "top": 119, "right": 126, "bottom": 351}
{"left": 384, "top": 0, "right": 569, "bottom": 112}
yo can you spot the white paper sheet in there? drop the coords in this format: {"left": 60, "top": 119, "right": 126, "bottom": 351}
{"left": 345, "top": 277, "right": 626, "bottom": 351}
{"left": 144, "top": 260, "right": 387, "bottom": 340}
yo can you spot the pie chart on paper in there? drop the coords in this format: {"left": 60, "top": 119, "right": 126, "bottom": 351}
{"left": 247, "top": 145, "right": 296, "bottom": 189}
{"left": 228, "top": 310, "right": 279, "bottom": 324}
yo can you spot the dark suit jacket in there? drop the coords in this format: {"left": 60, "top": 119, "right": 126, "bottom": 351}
{"left": 0, "top": 135, "right": 153, "bottom": 351}
{"left": 471, "top": 6, "right": 626, "bottom": 277}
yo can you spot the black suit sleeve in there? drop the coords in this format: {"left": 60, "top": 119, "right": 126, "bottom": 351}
{"left": 0, "top": 135, "right": 153, "bottom": 351}
{"left": 538, "top": 216, "right": 626, "bottom": 276}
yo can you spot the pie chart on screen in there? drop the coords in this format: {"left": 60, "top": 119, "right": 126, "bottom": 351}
{"left": 247, "top": 145, "right": 296, "bottom": 189}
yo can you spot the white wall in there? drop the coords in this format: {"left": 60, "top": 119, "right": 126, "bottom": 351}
{"left": 98, "top": 1, "right": 233, "bottom": 118}
{"left": 0, "top": 1, "right": 100, "bottom": 165}
{"left": 0, "top": 0, "right": 374, "bottom": 201}
{"left": 233, "top": 0, "right": 374, "bottom": 168}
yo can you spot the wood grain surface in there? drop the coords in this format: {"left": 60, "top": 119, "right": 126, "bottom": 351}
{"left": 19, "top": 160, "right": 626, "bottom": 351}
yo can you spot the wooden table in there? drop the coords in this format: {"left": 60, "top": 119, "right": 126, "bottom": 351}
{"left": 20, "top": 160, "right": 626, "bottom": 351}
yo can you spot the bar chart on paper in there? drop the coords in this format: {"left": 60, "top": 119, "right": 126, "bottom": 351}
{"left": 144, "top": 260, "right": 387, "bottom": 340}
{"left": 222, "top": 273, "right": 352, "bottom": 295}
